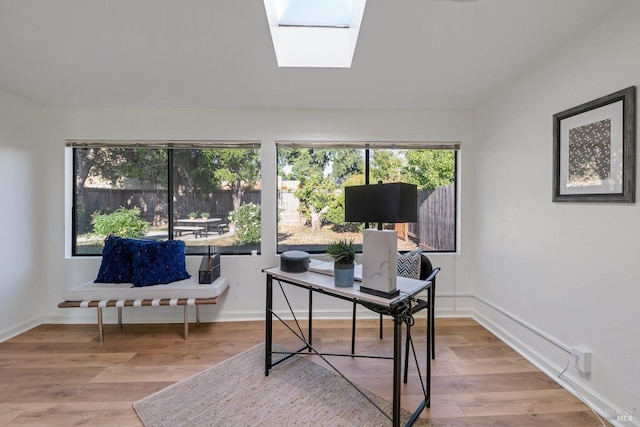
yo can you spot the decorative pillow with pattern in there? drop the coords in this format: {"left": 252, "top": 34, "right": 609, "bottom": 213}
{"left": 397, "top": 249, "right": 423, "bottom": 280}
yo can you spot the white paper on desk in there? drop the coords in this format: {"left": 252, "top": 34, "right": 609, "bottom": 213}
{"left": 309, "top": 259, "right": 334, "bottom": 275}
{"left": 354, "top": 264, "right": 362, "bottom": 282}
{"left": 309, "top": 260, "right": 363, "bottom": 282}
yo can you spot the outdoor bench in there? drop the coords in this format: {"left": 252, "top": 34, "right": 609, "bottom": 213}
{"left": 213, "top": 221, "right": 229, "bottom": 234}
{"left": 58, "top": 276, "right": 228, "bottom": 342}
{"left": 173, "top": 226, "right": 205, "bottom": 238}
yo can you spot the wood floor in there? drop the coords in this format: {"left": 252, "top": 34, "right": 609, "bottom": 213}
{"left": 0, "top": 317, "right": 608, "bottom": 426}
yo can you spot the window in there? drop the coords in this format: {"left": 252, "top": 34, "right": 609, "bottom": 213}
{"left": 276, "top": 142, "right": 458, "bottom": 253}
{"left": 70, "top": 141, "right": 261, "bottom": 256}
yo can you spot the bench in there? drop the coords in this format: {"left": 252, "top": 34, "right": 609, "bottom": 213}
{"left": 174, "top": 226, "right": 204, "bottom": 238}
{"left": 58, "top": 276, "right": 228, "bottom": 342}
{"left": 213, "top": 221, "right": 229, "bottom": 234}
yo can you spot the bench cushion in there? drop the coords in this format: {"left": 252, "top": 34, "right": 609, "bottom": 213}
{"left": 63, "top": 276, "right": 228, "bottom": 302}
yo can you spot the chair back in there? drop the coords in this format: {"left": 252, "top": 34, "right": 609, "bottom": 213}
{"left": 419, "top": 254, "right": 433, "bottom": 281}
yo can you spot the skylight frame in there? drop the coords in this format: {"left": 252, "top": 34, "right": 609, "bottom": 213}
{"left": 263, "top": 0, "right": 367, "bottom": 68}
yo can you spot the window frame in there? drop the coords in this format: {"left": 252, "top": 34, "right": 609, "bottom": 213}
{"left": 67, "top": 140, "right": 261, "bottom": 257}
{"left": 275, "top": 141, "right": 460, "bottom": 254}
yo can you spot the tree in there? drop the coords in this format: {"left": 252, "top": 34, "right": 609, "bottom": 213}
{"left": 280, "top": 148, "right": 363, "bottom": 230}
{"left": 294, "top": 175, "right": 336, "bottom": 230}
{"left": 371, "top": 150, "right": 404, "bottom": 183}
{"left": 280, "top": 148, "right": 331, "bottom": 180}
{"left": 324, "top": 174, "right": 365, "bottom": 231}
{"left": 403, "top": 150, "right": 455, "bottom": 189}
{"left": 75, "top": 148, "right": 167, "bottom": 232}
{"left": 206, "top": 148, "right": 261, "bottom": 212}
{"left": 328, "top": 149, "right": 363, "bottom": 184}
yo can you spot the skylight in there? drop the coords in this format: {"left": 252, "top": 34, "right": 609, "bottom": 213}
{"left": 263, "top": 0, "right": 367, "bottom": 68}
{"left": 276, "top": 0, "right": 353, "bottom": 27}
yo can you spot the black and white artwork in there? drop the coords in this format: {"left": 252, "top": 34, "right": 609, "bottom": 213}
{"left": 553, "top": 87, "right": 636, "bottom": 203}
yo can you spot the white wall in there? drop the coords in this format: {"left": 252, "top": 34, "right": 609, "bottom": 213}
{"left": 0, "top": 89, "right": 43, "bottom": 338}
{"left": 4, "top": 2, "right": 636, "bottom": 422}
{"left": 35, "top": 107, "right": 474, "bottom": 327}
{"left": 473, "top": 1, "right": 640, "bottom": 423}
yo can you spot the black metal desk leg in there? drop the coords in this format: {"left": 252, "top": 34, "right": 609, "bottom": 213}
{"left": 431, "top": 284, "right": 435, "bottom": 360}
{"left": 392, "top": 318, "right": 402, "bottom": 427}
{"left": 265, "top": 274, "right": 273, "bottom": 376}
{"left": 426, "top": 303, "right": 431, "bottom": 408}
{"left": 351, "top": 302, "right": 356, "bottom": 356}
{"left": 308, "top": 288, "right": 313, "bottom": 351}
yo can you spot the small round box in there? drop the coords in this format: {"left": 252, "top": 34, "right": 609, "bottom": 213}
{"left": 280, "top": 251, "right": 310, "bottom": 273}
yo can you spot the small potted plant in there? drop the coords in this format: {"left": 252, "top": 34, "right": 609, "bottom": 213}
{"left": 326, "top": 239, "right": 356, "bottom": 287}
{"left": 200, "top": 212, "right": 210, "bottom": 219}
{"left": 188, "top": 212, "right": 197, "bottom": 220}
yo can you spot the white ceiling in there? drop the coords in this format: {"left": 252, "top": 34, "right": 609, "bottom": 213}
{"left": 0, "top": 0, "right": 624, "bottom": 110}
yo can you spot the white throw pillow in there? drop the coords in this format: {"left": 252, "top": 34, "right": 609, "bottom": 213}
{"left": 397, "top": 249, "right": 422, "bottom": 280}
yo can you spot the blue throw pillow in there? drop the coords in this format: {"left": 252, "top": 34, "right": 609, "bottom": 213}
{"left": 94, "top": 235, "right": 134, "bottom": 283}
{"left": 127, "top": 239, "right": 190, "bottom": 287}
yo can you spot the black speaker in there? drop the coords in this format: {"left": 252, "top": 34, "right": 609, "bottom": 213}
{"left": 280, "top": 251, "right": 310, "bottom": 273}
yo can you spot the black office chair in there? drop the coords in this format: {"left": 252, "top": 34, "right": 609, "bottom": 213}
{"left": 350, "top": 254, "right": 439, "bottom": 368}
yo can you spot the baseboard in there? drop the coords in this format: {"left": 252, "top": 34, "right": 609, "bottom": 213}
{"left": 0, "top": 316, "right": 42, "bottom": 342}
{"left": 471, "top": 296, "right": 636, "bottom": 427}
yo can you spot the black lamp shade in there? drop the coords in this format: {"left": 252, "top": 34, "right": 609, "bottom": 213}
{"left": 344, "top": 182, "right": 417, "bottom": 223}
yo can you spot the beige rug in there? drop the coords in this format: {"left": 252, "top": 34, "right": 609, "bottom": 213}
{"left": 133, "top": 343, "right": 429, "bottom": 426}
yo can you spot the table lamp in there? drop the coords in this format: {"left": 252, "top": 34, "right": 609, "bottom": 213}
{"left": 344, "top": 182, "right": 417, "bottom": 298}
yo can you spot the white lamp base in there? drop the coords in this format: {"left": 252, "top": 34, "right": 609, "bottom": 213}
{"left": 361, "top": 229, "right": 398, "bottom": 299}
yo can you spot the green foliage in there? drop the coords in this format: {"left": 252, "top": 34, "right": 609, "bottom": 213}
{"left": 323, "top": 195, "right": 345, "bottom": 225}
{"left": 277, "top": 148, "right": 363, "bottom": 185}
{"left": 79, "top": 148, "right": 168, "bottom": 188}
{"left": 328, "top": 149, "right": 364, "bottom": 182}
{"left": 278, "top": 148, "right": 331, "bottom": 181}
{"left": 294, "top": 175, "right": 336, "bottom": 226}
{"left": 326, "top": 239, "right": 357, "bottom": 265}
{"left": 403, "top": 150, "right": 455, "bottom": 190}
{"left": 208, "top": 149, "right": 261, "bottom": 191}
{"left": 92, "top": 207, "right": 149, "bottom": 239}
{"left": 371, "top": 150, "right": 404, "bottom": 183}
{"left": 228, "top": 203, "right": 261, "bottom": 244}
{"left": 325, "top": 174, "right": 366, "bottom": 229}
{"left": 200, "top": 212, "right": 210, "bottom": 218}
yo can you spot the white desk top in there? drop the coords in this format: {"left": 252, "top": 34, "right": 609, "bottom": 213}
{"left": 263, "top": 265, "right": 430, "bottom": 308}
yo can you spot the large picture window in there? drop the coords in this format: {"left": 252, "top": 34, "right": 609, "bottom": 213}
{"left": 276, "top": 142, "right": 458, "bottom": 253}
{"left": 70, "top": 141, "right": 261, "bottom": 256}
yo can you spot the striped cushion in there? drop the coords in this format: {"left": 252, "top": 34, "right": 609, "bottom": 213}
{"left": 397, "top": 249, "right": 422, "bottom": 280}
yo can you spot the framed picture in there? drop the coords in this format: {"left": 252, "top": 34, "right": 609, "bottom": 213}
{"left": 553, "top": 86, "right": 636, "bottom": 203}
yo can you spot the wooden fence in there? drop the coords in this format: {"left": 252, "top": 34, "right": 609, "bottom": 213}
{"left": 81, "top": 188, "right": 260, "bottom": 226}
{"left": 409, "top": 184, "right": 456, "bottom": 251}
{"left": 82, "top": 184, "right": 455, "bottom": 251}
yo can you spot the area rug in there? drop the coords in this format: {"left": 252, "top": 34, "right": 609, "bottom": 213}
{"left": 133, "top": 343, "right": 429, "bottom": 426}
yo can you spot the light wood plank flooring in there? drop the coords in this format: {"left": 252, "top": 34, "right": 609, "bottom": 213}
{"left": 0, "top": 318, "right": 608, "bottom": 426}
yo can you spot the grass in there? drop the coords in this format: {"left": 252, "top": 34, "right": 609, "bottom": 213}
{"left": 277, "top": 223, "right": 419, "bottom": 252}
{"left": 75, "top": 223, "right": 420, "bottom": 255}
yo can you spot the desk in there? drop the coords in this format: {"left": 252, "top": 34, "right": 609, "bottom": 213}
{"left": 263, "top": 267, "right": 432, "bottom": 427}
{"left": 176, "top": 218, "right": 223, "bottom": 237}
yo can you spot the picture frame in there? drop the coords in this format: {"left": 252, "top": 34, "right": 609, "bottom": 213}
{"left": 553, "top": 86, "right": 636, "bottom": 203}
